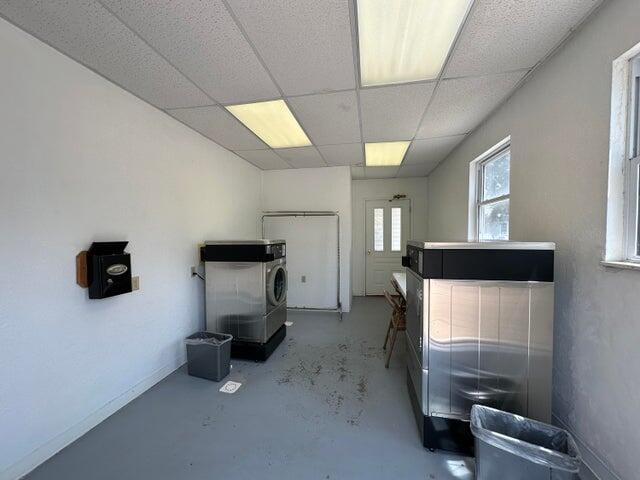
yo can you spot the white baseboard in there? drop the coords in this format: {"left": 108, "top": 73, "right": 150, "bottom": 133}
{"left": 552, "top": 414, "right": 622, "bottom": 480}
{"left": 1, "top": 355, "right": 186, "bottom": 480}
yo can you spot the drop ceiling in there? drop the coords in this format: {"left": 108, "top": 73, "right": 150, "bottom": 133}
{"left": 0, "top": 0, "right": 601, "bottom": 178}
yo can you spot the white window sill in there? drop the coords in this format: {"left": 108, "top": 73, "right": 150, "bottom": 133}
{"left": 600, "top": 260, "right": 640, "bottom": 271}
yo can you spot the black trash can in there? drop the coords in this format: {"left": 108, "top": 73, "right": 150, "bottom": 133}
{"left": 185, "top": 332, "right": 232, "bottom": 382}
{"left": 470, "top": 405, "right": 581, "bottom": 480}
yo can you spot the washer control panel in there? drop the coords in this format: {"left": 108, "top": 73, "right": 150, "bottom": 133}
{"left": 266, "top": 243, "right": 286, "bottom": 259}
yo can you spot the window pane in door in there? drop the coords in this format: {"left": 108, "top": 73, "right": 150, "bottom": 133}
{"left": 374, "top": 208, "right": 384, "bottom": 251}
{"left": 482, "top": 151, "right": 510, "bottom": 201}
{"left": 479, "top": 199, "right": 509, "bottom": 241}
{"left": 391, "top": 207, "right": 402, "bottom": 251}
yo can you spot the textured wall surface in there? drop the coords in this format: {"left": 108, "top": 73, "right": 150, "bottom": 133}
{"left": 0, "top": 17, "right": 261, "bottom": 479}
{"left": 426, "top": 0, "right": 639, "bottom": 478}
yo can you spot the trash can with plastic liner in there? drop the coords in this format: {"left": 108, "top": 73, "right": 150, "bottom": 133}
{"left": 470, "top": 405, "right": 581, "bottom": 480}
{"left": 185, "top": 332, "right": 232, "bottom": 382}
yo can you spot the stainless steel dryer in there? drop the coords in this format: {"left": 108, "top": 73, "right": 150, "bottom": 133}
{"left": 403, "top": 241, "right": 555, "bottom": 454}
{"left": 201, "top": 240, "right": 287, "bottom": 361}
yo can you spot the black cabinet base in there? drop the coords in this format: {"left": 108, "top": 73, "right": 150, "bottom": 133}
{"left": 231, "top": 324, "right": 286, "bottom": 362}
{"left": 407, "top": 370, "right": 474, "bottom": 456}
{"left": 423, "top": 416, "right": 474, "bottom": 456}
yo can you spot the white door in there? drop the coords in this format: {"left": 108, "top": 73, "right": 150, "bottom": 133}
{"left": 365, "top": 199, "right": 411, "bottom": 295}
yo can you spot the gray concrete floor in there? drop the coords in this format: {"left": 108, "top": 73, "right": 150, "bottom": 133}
{"left": 26, "top": 297, "right": 474, "bottom": 480}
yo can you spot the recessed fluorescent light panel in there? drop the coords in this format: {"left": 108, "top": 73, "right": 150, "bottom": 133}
{"left": 226, "top": 99, "right": 311, "bottom": 148}
{"left": 357, "top": 0, "right": 472, "bottom": 86}
{"left": 365, "top": 141, "right": 410, "bottom": 166}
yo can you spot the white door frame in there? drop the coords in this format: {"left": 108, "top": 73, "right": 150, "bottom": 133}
{"left": 363, "top": 197, "right": 413, "bottom": 295}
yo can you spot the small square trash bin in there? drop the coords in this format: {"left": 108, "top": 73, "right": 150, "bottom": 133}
{"left": 185, "top": 332, "right": 232, "bottom": 382}
{"left": 470, "top": 405, "right": 581, "bottom": 480}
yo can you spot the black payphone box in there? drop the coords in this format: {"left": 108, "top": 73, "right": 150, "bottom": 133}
{"left": 87, "top": 242, "right": 132, "bottom": 299}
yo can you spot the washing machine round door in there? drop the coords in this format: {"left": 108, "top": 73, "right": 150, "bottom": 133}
{"left": 267, "top": 264, "right": 287, "bottom": 307}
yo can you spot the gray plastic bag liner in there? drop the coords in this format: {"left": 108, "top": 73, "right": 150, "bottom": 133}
{"left": 470, "top": 405, "right": 581, "bottom": 473}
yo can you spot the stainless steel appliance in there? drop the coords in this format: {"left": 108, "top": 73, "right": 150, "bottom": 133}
{"left": 201, "top": 240, "right": 287, "bottom": 361}
{"left": 404, "top": 241, "right": 555, "bottom": 454}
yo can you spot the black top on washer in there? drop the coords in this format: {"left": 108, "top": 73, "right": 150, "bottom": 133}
{"left": 404, "top": 241, "right": 555, "bottom": 282}
{"left": 201, "top": 239, "right": 286, "bottom": 262}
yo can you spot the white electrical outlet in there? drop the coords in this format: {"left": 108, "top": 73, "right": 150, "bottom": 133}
{"left": 132, "top": 276, "right": 140, "bottom": 291}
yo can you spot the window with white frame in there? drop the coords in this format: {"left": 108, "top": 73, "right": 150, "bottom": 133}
{"left": 625, "top": 55, "right": 640, "bottom": 260}
{"left": 605, "top": 46, "right": 640, "bottom": 266}
{"left": 469, "top": 139, "right": 511, "bottom": 241}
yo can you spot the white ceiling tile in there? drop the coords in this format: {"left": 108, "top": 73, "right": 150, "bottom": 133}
{"left": 288, "top": 91, "right": 360, "bottom": 145}
{"left": 365, "top": 166, "right": 399, "bottom": 179}
{"left": 168, "top": 106, "right": 268, "bottom": 150}
{"left": 2, "top": 0, "right": 599, "bottom": 172}
{"left": 351, "top": 166, "right": 366, "bottom": 179}
{"left": 276, "top": 146, "right": 327, "bottom": 168}
{"left": 0, "top": 1, "right": 211, "bottom": 109}
{"left": 100, "top": 0, "right": 280, "bottom": 104}
{"left": 445, "top": 0, "right": 599, "bottom": 78}
{"left": 235, "top": 150, "right": 291, "bottom": 170}
{"left": 227, "top": 0, "right": 356, "bottom": 96}
{"left": 404, "top": 135, "right": 466, "bottom": 167}
{"left": 416, "top": 71, "right": 525, "bottom": 139}
{"left": 396, "top": 163, "right": 433, "bottom": 178}
{"left": 360, "top": 83, "right": 436, "bottom": 142}
{"left": 317, "top": 144, "right": 364, "bottom": 166}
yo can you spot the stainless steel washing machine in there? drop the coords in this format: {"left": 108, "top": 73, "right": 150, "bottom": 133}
{"left": 265, "top": 256, "right": 287, "bottom": 316}
{"left": 403, "top": 241, "right": 555, "bottom": 454}
{"left": 201, "top": 240, "right": 287, "bottom": 361}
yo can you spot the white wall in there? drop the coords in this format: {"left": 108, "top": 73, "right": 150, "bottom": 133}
{"left": 263, "top": 215, "right": 339, "bottom": 309}
{"left": 0, "top": 18, "right": 261, "bottom": 480}
{"left": 351, "top": 178, "right": 428, "bottom": 296}
{"left": 260, "top": 167, "right": 352, "bottom": 312}
{"left": 426, "top": 1, "right": 639, "bottom": 478}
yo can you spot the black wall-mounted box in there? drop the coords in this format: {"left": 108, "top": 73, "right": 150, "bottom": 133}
{"left": 87, "top": 242, "right": 132, "bottom": 299}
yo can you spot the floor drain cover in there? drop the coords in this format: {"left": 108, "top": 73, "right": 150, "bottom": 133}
{"left": 219, "top": 381, "right": 242, "bottom": 394}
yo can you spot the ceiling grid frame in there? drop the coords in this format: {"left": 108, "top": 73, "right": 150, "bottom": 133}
{"left": 422, "top": 0, "right": 606, "bottom": 176}
{"left": 395, "top": 0, "right": 480, "bottom": 179}
{"left": 220, "top": 0, "right": 329, "bottom": 168}
{"left": 95, "top": 0, "right": 217, "bottom": 106}
{"left": 95, "top": 0, "right": 287, "bottom": 170}
{"left": 352, "top": 0, "right": 478, "bottom": 179}
{"left": 0, "top": 0, "right": 607, "bottom": 176}
{"left": 348, "top": 0, "right": 369, "bottom": 178}
{"left": 0, "top": 3, "right": 212, "bottom": 109}
{"left": 0, "top": 1, "right": 274, "bottom": 170}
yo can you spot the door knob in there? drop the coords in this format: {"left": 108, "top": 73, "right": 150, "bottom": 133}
{"left": 367, "top": 250, "right": 372, "bottom": 255}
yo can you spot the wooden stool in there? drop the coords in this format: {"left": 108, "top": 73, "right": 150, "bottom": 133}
{"left": 382, "top": 289, "right": 406, "bottom": 368}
